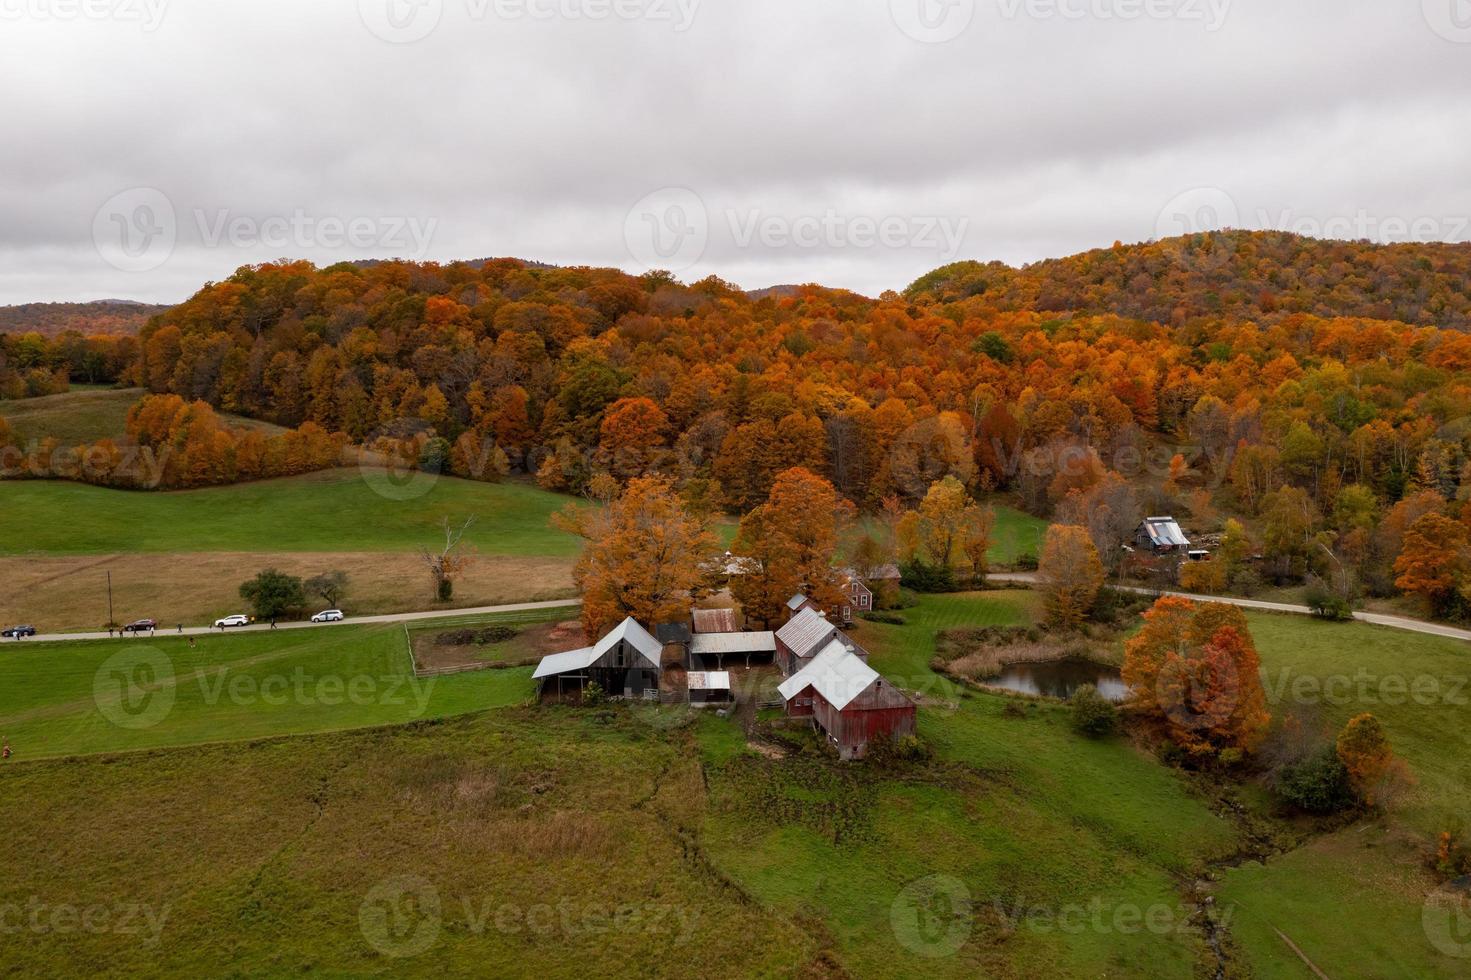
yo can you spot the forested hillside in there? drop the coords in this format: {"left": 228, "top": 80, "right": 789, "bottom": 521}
{"left": 909, "top": 231, "right": 1471, "bottom": 329}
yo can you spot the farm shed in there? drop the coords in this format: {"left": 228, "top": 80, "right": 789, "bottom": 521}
{"left": 688, "top": 630, "right": 777, "bottom": 669}
{"left": 785, "top": 593, "right": 821, "bottom": 619}
{"left": 777, "top": 639, "right": 916, "bottom": 760}
{"left": 533, "top": 618, "right": 663, "bottom": 700}
{"left": 1135, "top": 517, "right": 1191, "bottom": 555}
{"left": 687, "top": 671, "right": 733, "bottom": 706}
{"left": 774, "top": 607, "right": 838, "bottom": 676}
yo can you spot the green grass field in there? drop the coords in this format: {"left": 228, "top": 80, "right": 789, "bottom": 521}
{"left": 1211, "top": 613, "right": 1471, "bottom": 979}
{"left": 2, "top": 590, "right": 1466, "bottom": 976}
{"left": 0, "top": 387, "right": 282, "bottom": 446}
{"left": 0, "top": 469, "right": 588, "bottom": 557}
{"left": 0, "top": 609, "right": 570, "bottom": 759}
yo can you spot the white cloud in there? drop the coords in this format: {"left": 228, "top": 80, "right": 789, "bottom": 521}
{"left": 1, "top": 0, "right": 1467, "bottom": 303}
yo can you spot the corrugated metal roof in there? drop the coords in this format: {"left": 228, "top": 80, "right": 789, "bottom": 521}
{"left": 533, "top": 617, "right": 662, "bottom": 679}
{"left": 786, "top": 593, "right": 811, "bottom": 611}
{"left": 690, "top": 631, "right": 777, "bottom": 655}
{"left": 1142, "top": 518, "right": 1190, "bottom": 548}
{"left": 692, "top": 608, "right": 740, "bottom": 634}
{"left": 775, "top": 608, "right": 836, "bottom": 659}
{"left": 687, "top": 671, "right": 731, "bottom": 691}
{"left": 533, "top": 646, "right": 597, "bottom": 679}
{"left": 777, "top": 639, "right": 879, "bottom": 710}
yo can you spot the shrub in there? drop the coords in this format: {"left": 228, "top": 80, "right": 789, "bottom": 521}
{"left": 1304, "top": 584, "right": 1354, "bottom": 621}
{"left": 890, "top": 734, "right": 931, "bottom": 762}
{"left": 861, "top": 611, "right": 907, "bottom": 625}
{"left": 1277, "top": 747, "right": 1355, "bottom": 814}
{"left": 437, "top": 578, "right": 454, "bottom": 602}
{"left": 1002, "top": 702, "right": 1028, "bottom": 719}
{"left": 582, "top": 682, "right": 606, "bottom": 706}
{"left": 1070, "top": 684, "right": 1118, "bottom": 737}
{"left": 900, "top": 560, "right": 957, "bottom": 593}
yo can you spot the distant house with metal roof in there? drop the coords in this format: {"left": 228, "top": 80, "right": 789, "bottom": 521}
{"left": 1135, "top": 517, "right": 1191, "bottom": 555}
{"left": 533, "top": 617, "right": 663, "bottom": 700}
{"left": 777, "top": 638, "right": 916, "bottom": 760}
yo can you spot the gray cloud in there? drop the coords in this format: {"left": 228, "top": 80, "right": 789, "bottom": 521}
{"left": 1, "top": 0, "right": 1468, "bottom": 304}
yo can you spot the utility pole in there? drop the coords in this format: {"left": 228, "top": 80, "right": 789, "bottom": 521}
{"left": 106, "top": 570, "right": 114, "bottom": 630}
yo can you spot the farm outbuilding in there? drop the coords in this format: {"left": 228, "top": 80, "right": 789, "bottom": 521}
{"left": 533, "top": 618, "right": 663, "bottom": 700}
{"left": 1135, "top": 517, "right": 1191, "bottom": 555}
{"left": 777, "top": 638, "right": 916, "bottom": 760}
{"left": 688, "top": 630, "right": 777, "bottom": 669}
{"left": 774, "top": 607, "right": 839, "bottom": 676}
{"left": 687, "top": 671, "right": 733, "bottom": 706}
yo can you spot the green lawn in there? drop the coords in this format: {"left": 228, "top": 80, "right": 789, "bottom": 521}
{"left": 0, "top": 469, "right": 588, "bottom": 557}
{"left": 700, "top": 591, "right": 1238, "bottom": 977}
{"left": 1212, "top": 613, "right": 1471, "bottom": 979}
{"left": 2, "top": 590, "right": 1465, "bottom": 976}
{"left": 0, "top": 612, "right": 556, "bottom": 759}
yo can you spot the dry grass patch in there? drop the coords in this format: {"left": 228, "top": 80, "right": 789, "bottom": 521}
{"left": 934, "top": 625, "right": 1108, "bottom": 681}
{"left": 0, "top": 551, "right": 575, "bottom": 631}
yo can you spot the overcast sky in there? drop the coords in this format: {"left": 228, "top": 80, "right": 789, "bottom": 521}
{"left": 2, "top": 0, "right": 1469, "bottom": 304}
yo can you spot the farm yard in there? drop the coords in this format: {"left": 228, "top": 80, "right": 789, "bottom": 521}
{"left": 0, "top": 590, "right": 1466, "bottom": 976}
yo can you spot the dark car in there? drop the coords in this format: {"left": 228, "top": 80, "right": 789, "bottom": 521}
{"left": 2, "top": 625, "right": 37, "bottom": 638}
{"left": 122, "top": 619, "right": 158, "bottom": 633}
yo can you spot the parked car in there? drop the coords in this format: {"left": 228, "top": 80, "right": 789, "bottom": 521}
{"left": 311, "top": 609, "right": 345, "bottom": 623}
{"left": 122, "top": 619, "right": 157, "bottom": 633}
{"left": 2, "top": 625, "right": 37, "bottom": 638}
{"left": 214, "top": 614, "right": 250, "bottom": 629}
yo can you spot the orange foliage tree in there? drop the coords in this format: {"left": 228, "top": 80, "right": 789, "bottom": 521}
{"left": 555, "top": 475, "right": 717, "bottom": 637}
{"left": 1037, "top": 525, "right": 1105, "bottom": 627}
{"left": 731, "top": 468, "right": 852, "bottom": 627}
{"left": 1123, "top": 596, "right": 1270, "bottom": 758}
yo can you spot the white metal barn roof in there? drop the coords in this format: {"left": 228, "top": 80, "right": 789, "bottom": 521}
{"left": 785, "top": 593, "right": 811, "bottom": 611}
{"left": 777, "top": 638, "right": 880, "bottom": 710}
{"left": 532, "top": 617, "right": 662, "bottom": 679}
{"left": 532, "top": 646, "right": 597, "bottom": 680}
{"left": 689, "top": 631, "right": 777, "bottom": 656}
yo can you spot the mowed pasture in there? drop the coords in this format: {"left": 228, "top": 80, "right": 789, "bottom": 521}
{"left": 0, "top": 470, "right": 588, "bottom": 630}
{"left": 1, "top": 387, "right": 282, "bottom": 446}
{"left": 0, "top": 608, "right": 572, "bottom": 759}
{"left": 0, "top": 468, "right": 588, "bottom": 556}
{"left": 0, "top": 589, "right": 1466, "bottom": 974}
{"left": 1214, "top": 613, "right": 1471, "bottom": 980}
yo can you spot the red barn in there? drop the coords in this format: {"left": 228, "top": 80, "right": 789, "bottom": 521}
{"left": 778, "top": 638, "right": 916, "bottom": 760}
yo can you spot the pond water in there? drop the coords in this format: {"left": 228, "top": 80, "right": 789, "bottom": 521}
{"left": 987, "top": 659, "right": 1129, "bottom": 702}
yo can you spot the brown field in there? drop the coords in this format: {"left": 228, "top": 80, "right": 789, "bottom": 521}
{"left": 409, "top": 617, "right": 587, "bottom": 672}
{"left": 0, "top": 552, "right": 575, "bottom": 631}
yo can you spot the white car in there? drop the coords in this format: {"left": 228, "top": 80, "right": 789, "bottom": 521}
{"left": 214, "top": 614, "right": 250, "bottom": 629}
{"left": 311, "top": 609, "right": 345, "bottom": 623}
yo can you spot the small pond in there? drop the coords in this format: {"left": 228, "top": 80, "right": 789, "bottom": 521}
{"left": 986, "top": 659, "right": 1129, "bottom": 702}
